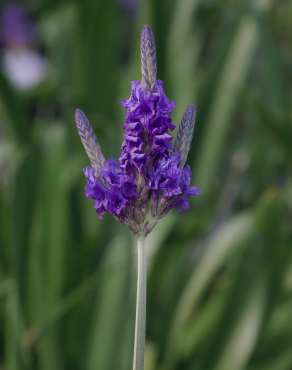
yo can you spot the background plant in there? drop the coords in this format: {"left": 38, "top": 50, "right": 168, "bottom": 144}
{"left": 0, "top": 1, "right": 292, "bottom": 370}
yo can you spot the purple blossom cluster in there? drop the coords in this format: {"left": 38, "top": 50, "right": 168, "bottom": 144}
{"left": 83, "top": 160, "right": 139, "bottom": 220}
{"left": 75, "top": 25, "right": 201, "bottom": 235}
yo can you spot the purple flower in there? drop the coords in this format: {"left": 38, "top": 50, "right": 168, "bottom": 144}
{"left": 83, "top": 166, "right": 96, "bottom": 184}
{"left": 125, "top": 121, "right": 143, "bottom": 136}
{"left": 162, "top": 165, "right": 201, "bottom": 215}
{"left": 160, "top": 152, "right": 181, "bottom": 176}
{"left": 179, "top": 165, "right": 191, "bottom": 192}
{"left": 131, "top": 151, "right": 149, "bottom": 172}
{"left": 154, "top": 80, "right": 176, "bottom": 114}
{"left": 147, "top": 166, "right": 162, "bottom": 190}
{"left": 121, "top": 81, "right": 141, "bottom": 112}
{"left": 107, "top": 186, "right": 128, "bottom": 215}
{"left": 1, "top": 4, "right": 36, "bottom": 49}
{"left": 132, "top": 89, "right": 156, "bottom": 125}
{"left": 122, "top": 179, "right": 140, "bottom": 199}
{"left": 169, "top": 185, "right": 201, "bottom": 215}
{"left": 76, "top": 25, "right": 201, "bottom": 235}
{"left": 180, "top": 165, "right": 201, "bottom": 196}
{"left": 170, "top": 193, "right": 190, "bottom": 215}
{"left": 151, "top": 133, "right": 173, "bottom": 156}
{"left": 123, "top": 134, "right": 143, "bottom": 151}
{"left": 147, "top": 116, "right": 175, "bottom": 141}
{"left": 187, "top": 186, "right": 201, "bottom": 196}
{"left": 160, "top": 168, "right": 183, "bottom": 197}
{"left": 119, "top": 154, "right": 136, "bottom": 178}
{"left": 82, "top": 167, "right": 107, "bottom": 219}
{"left": 100, "top": 158, "right": 127, "bottom": 186}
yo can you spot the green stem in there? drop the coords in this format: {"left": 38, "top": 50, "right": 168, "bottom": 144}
{"left": 133, "top": 232, "right": 147, "bottom": 370}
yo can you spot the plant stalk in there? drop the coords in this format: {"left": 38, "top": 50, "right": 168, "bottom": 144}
{"left": 133, "top": 232, "right": 147, "bottom": 370}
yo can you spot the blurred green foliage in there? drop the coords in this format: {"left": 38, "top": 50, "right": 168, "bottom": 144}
{"left": 0, "top": 0, "right": 292, "bottom": 369}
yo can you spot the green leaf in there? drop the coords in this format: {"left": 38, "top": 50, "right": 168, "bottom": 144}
{"left": 178, "top": 288, "right": 228, "bottom": 359}
{"left": 4, "top": 281, "right": 31, "bottom": 370}
{"left": 166, "top": 0, "right": 201, "bottom": 130}
{"left": 0, "top": 70, "right": 33, "bottom": 145}
{"left": 194, "top": 0, "right": 275, "bottom": 191}
{"left": 86, "top": 234, "right": 133, "bottom": 370}
{"left": 13, "top": 148, "right": 40, "bottom": 287}
{"left": 213, "top": 270, "right": 266, "bottom": 370}
{"left": 164, "top": 212, "right": 254, "bottom": 369}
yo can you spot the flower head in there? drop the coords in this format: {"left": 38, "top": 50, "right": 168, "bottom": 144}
{"left": 75, "top": 25, "right": 201, "bottom": 235}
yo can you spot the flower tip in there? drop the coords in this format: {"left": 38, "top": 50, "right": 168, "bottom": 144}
{"left": 75, "top": 107, "right": 85, "bottom": 115}
{"left": 174, "top": 104, "right": 197, "bottom": 168}
{"left": 142, "top": 24, "right": 152, "bottom": 34}
{"left": 75, "top": 108, "right": 85, "bottom": 123}
{"left": 187, "top": 104, "right": 196, "bottom": 116}
{"left": 140, "top": 24, "right": 157, "bottom": 92}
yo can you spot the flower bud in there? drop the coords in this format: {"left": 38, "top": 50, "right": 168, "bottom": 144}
{"left": 124, "top": 218, "right": 139, "bottom": 234}
{"left": 75, "top": 109, "right": 106, "bottom": 178}
{"left": 174, "top": 104, "right": 196, "bottom": 168}
{"left": 140, "top": 186, "right": 150, "bottom": 201}
{"left": 141, "top": 199, "right": 150, "bottom": 217}
{"left": 140, "top": 25, "right": 157, "bottom": 92}
{"left": 134, "top": 206, "right": 143, "bottom": 224}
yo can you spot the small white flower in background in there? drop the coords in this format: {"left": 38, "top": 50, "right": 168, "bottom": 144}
{"left": 3, "top": 49, "right": 47, "bottom": 91}
{"left": 0, "top": 3, "right": 48, "bottom": 91}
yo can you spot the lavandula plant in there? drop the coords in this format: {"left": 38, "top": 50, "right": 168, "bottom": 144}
{"left": 75, "top": 25, "right": 201, "bottom": 370}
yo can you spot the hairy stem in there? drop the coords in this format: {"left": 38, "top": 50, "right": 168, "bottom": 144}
{"left": 133, "top": 233, "right": 147, "bottom": 370}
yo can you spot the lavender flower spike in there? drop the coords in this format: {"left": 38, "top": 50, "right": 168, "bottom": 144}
{"left": 174, "top": 104, "right": 196, "bottom": 168}
{"left": 140, "top": 25, "right": 157, "bottom": 92}
{"left": 75, "top": 109, "right": 106, "bottom": 178}
{"left": 75, "top": 25, "right": 201, "bottom": 370}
